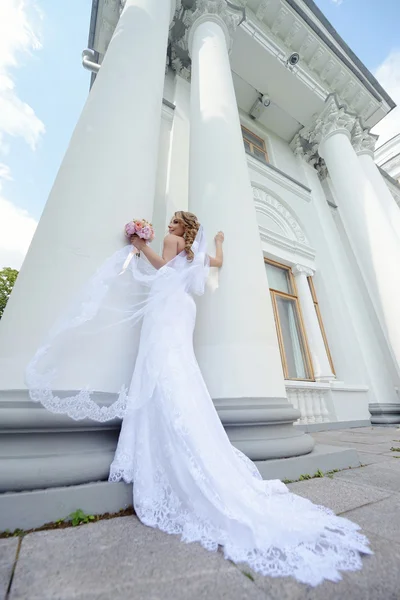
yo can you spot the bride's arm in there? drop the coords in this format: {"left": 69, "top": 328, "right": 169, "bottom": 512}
{"left": 131, "top": 234, "right": 178, "bottom": 269}
{"left": 209, "top": 232, "right": 224, "bottom": 268}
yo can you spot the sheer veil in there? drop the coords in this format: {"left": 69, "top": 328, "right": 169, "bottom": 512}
{"left": 25, "top": 227, "right": 210, "bottom": 422}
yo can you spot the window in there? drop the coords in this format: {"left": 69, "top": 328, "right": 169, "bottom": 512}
{"left": 265, "top": 259, "right": 314, "bottom": 381}
{"left": 307, "top": 277, "right": 336, "bottom": 375}
{"left": 241, "top": 126, "right": 268, "bottom": 164}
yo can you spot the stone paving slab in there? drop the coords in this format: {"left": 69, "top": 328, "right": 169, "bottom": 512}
{"left": 0, "top": 538, "right": 18, "bottom": 600}
{"left": 339, "top": 495, "right": 400, "bottom": 545}
{"left": 245, "top": 532, "right": 400, "bottom": 600}
{"left": 335, "top": 459, "right": 400, "bottom": 493}
{"left": 288, "top": 476, "right": 391, "bottom": 515}
{"left": 9, "top": 517, "right": 264, "bottom": 600}
{"left": 354, "top": 451, "right": 394, "bottom": 466}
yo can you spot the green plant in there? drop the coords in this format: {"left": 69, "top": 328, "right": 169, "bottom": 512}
{"left": 390, "top": 447, "right": 400, "bottom": 452}
{"left": 299, "top": 474, "right": 312, "bottom": 481}
{"left": 282, "top": 478, "right": 293, "bottom": 484}
{"left": 0, "top": 267, "right": 18, "bottom": 319}
{"left": 69, "top": 509, "right": 96, "bottom": 526}
{"left": 242, "top": 571, "right": 255, "bottom": 581}
{"left": 314, "top": 469, "right": 324, "bottom": 478}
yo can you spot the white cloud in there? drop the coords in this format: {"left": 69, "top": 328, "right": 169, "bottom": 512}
{"left": 0, "top": 0, "right": 43, "bottom": 269}
{"left": 0, "top": 196, "right": 37, "bottom": 269}
{"left": 372, "top": 50, "right": 400, "bottom": 147}
{"left": 330, "top": 0, "right": 343, "bottom": 5}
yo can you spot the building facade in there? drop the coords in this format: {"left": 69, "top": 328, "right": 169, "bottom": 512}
{"left": 1, "top": 0, "right": 400, "bottom": 517}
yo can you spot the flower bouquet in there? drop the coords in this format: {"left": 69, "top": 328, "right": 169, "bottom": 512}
{"left": 120, "top": 219, "right": 155, "bottom": 274}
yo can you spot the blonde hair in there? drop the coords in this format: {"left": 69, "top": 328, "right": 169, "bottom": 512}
{"left": 174, "top": 211, "right": 200, "bottom": 262}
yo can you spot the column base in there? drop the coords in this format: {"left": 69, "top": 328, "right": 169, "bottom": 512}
{"left": 369, "top": 402, "right": 400, "bottom": 424}
{"left": 214, "top": 397, "right": 315, "bottom": 460}
{"left": 0, "top": 391, "right": 314, "bottom": 494}
{"left": 0, "top": 391, "right": 120, "bottom": 493}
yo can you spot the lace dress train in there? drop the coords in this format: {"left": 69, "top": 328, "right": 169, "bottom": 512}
{"left": 109, "top": 290, "right": 371, "bottom": 587}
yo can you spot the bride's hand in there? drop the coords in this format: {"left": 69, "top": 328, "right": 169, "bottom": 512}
{"left": 215, "top": 231, "right": 224, "bottom": 244}
{"left": 131, "top": 235, "right": 146, "bottom": 250}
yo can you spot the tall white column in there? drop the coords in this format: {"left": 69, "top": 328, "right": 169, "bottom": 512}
{"left": 316, "top": 97, "right": 400, "bottom": 382}
{"left": 292, "top": 265, "right": 335, "bottom": 382}
{"left": 352, "top": 121, "right": 400, "bottom": 240}
{"left": 0, "top": 0, "right": 175, "bottom": 390}
{"left": 0, "top": 0, "right": 176, "bottom": 492}
{"left": 187, "top": 1, "right": 314, "bottom": 460}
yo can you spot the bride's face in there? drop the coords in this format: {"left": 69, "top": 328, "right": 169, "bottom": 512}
{"left": 168, "top": 217, "right": 185, "bottom": 237}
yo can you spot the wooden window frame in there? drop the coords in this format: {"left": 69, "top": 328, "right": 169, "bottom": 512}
{"left": 241, "top": 125, "right": 269, "bottom": 164}
{"left": 307, "top": 276, "right": 336, "bottom": 375}
{"left": 265, "top": 258, "right": 314, "bottom": 382}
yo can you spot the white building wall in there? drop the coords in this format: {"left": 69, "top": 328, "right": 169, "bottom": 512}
{"left": 154, "top": 71, "right": 400, "bottom": 427}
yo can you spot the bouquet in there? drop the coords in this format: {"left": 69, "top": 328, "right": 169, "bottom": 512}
{"left": 125, "top": 219, "right": 155, "bottom": 245}
{"left": 120, "top": 219, "right": 155, "bottom": 274}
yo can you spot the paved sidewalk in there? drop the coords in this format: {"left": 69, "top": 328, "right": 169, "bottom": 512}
{"left": 2, "top": 426, "right": 400, "bottom": 600}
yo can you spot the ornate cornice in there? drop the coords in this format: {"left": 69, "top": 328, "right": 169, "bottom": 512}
{"left": 351, "top": 119, "right": 378, "bottom": 157}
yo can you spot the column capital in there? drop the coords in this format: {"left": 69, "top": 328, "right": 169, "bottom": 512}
{"left": 291, "top": 95, "right": 356, "bottom": 163}
{"left": 311, "top": 95, "right": 356, "bottom": 147}
{"left": 351, "top": 119, "right": 378, "bottom": 158}
{"left": 292, "top": 264, "right": 314, "bottom": 278}
{"left": 188, "top": 0, "right": 240, "bottom": 56}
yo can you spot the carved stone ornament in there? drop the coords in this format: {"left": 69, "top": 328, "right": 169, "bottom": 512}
{"left": 309, "top": 95, "right": 356, "bottom": 146}
{"left": 188, "top": 0, "right": 241, "bottom": 54}
{"left": 290, "top": 95, "right": 360, "bottom": 175}
{"left": 351, "top": 119, "right": 378, "bottom": 157}
{"left": 253, "top": 187, "right": 309, "bottom": 245}
{"left": 292, "top": 264, "right": 314, "bottom": 278}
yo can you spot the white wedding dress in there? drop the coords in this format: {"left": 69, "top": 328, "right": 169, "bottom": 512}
{"left": 26, "top": 228, "right": 371, "bottom": 586}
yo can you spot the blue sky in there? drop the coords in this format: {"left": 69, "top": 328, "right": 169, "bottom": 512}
{"left": 313, "top": 0, "right": 400, "bottom": 72}
{"left": 0, "top": 0, "right": 399, "bottom": 268}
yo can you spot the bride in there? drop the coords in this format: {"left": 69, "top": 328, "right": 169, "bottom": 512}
{"left": 26, "top": 210, "right": 371, "bottom": 586}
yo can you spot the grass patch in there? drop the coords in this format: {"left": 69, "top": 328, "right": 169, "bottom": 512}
{"left": 242, "top": 571, "right": 255, "bottom": 581}
{"left": 283, "top": 468, "right": 340, "bottom": 484}
{"left": 0, "top": 507, "right": 134, "bottom": 539}
{"left": 390, "top": 447, "right": 400, "bottom": 452}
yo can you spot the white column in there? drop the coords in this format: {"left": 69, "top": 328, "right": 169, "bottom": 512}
{"left": 187, "top": 4, "right": 286, "bottom": 402}
{"left": 352, "top": 121, "right": 400, "bottom": 240}
{"left": 292, "top": 265, "right": 335, "bottom": 382}
{"left": 316, "top": 96, "right": 400, "bottom": 380}
{"left": 0, "top": 0, "right": 175, "bottom": 390}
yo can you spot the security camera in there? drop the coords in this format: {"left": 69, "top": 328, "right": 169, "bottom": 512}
{"left": 261, "top": 94, "right": 271, "bottom": 108}
{"left": 249, "top": 93, "right": 271, "bottom": 120}
{"left": 287, "top": 52, "right": 300, "bottom": 66}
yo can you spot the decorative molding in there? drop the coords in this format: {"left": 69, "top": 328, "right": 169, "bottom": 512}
{"left": 271, "top": 7, "right": 289, "bottom": 35}
{"left": 256, "top": 0, "right": 271, "bottom": 21}
{"left": 292, "top": 264, "right": 314, "bottom": 277}
{"left": 284, "top": 20, "right": 301, "bottom": 47}
{"left": 290, "top": 94, "right": 362, "bottom": 168}
{"left": 252, "top": 186, "right": 309, "bottom": 244}
{"left": 310, "top": 94, "right": 355, "bottom": 146}
{"left": 351, "top": 119, "right": 378, "bottom": 157}
{"left": 246, "top": 154, "right": 312, "bottom": 202}
{"left": 299, "top": 34, "right": 314, "bottom": 59}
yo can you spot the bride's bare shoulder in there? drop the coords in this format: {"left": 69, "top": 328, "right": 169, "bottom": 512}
{"left": 164, "top": 234, "right": 185, "bottom": 249}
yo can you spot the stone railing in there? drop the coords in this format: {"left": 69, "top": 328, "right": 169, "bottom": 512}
{"left": 286, "top": 382, "right": 331, "bottom": 425}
